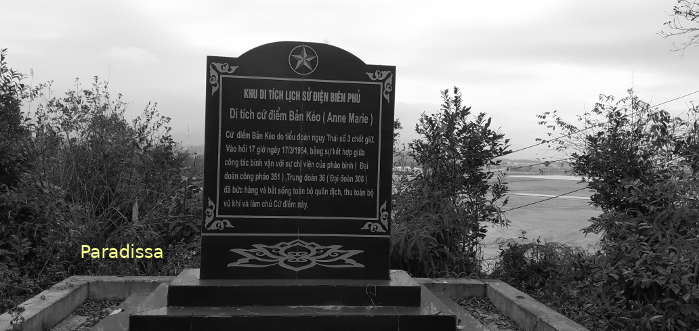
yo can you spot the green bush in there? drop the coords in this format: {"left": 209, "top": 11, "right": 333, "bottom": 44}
{"left": 391, "top": 87, "right": 509, "bottom": 277}
{"left": 0, "top": 48, "right": 33, "bottom": 189}
{"left": 491, "top": 240, "right": 605, "bottom": 329}
{"left": 0, "top": 50, "right": 201, "bottom": 313}
{"left": 526, "top": 92, "right": 699, "bottom": 330}
{"left": 594, "top": 207, "right": 699, "bottom": 330}
{"left": 493, "top": 221, "right": 699, "bottom": 330}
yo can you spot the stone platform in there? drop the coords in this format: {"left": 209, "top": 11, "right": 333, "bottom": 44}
{"left": 130, "top": 305, "right": 455, "bottom": 331}
{"left": 167, "top": 268, "right": 421, "bottom": 306}
{"left": 129, "top": 269, "right": 457, "bottom": 331}
{"left": 0, "top": 274, "right": 590, "bottom": 331}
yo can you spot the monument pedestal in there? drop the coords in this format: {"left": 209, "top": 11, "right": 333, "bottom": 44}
{"left": 130, "top": 42, "right": 458, "bottom": 330}
{"left": 129, "top": 269, "right": 457, "bottom": 331}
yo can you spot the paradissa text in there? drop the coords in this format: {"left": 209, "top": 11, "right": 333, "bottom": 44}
{"left": 81, "top": 244, "right": 164, "bottom": 259}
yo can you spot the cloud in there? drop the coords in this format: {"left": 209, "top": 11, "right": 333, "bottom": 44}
{"left": 2, "top": 0, "right": 697, "bottom": 158}
{"left": 106, "top": 46, "right": 159, "bottom": 64}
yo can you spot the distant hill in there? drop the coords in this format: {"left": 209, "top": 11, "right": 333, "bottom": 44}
{"left": 182, "top": 145, "right": 573, "bottom": 176}
{"left": 498, "top": 158, "right": 573, "bottom": 175}
{"left": 183, "top": 145, "right": 204, "bottom": 155}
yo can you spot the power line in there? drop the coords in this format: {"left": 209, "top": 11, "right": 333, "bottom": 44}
{"left": 500, "top": 151, "right": 694, "bottom": 212}
{"left": 503, "top": 187, "right": 588, "bottom": 212}
{"left": 503, "top": 157, "right": 573, "bottom": 171}
{"left": 490, "top": 92, "right": 698, "bottom": 211}
{"left": 651, "top": 90, "right": 699, "bottom": 108}
{"left": 500, "top": 143, "right": 693, "bottom": 212}
{"left": 503, "top": 90, "right": 699, "bottom": 157}
{"left": 504, "top": 125, "right": 599, "bottom": 156}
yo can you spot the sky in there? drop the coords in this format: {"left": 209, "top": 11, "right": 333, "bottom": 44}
{"left": 2, "top": 0, "right": 698, "bottom": 159}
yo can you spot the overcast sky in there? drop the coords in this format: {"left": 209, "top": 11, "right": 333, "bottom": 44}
{"left": 2, "top": 0, "right": 698, "bottom": 159}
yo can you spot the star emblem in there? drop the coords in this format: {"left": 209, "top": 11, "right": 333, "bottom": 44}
{"left": 288, "top": 45, "right": 318, "bottom": 75}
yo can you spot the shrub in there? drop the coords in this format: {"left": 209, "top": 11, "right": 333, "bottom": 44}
{"left": 0, "top": 48, "right": 33, "bottom": 189}
{"left": 491, "top": 240, "right": 605, "bottom": 329}
{"left": 530, "top": 92, "right": 699, "bottom": 330}
{"left": 0, "top": 52, "right": 201, "bottom": 312}
{"left": 593, "top": 207, "right": 699, "bottom": 330}
{"left": 391, "top": 87, "right": 509, "bottom": 277}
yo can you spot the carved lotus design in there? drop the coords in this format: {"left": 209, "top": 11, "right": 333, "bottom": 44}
{"left": 361, "top": 201, "right": 389, "bottom": 233}
{"left": 227, "top": 239, "right": 364, "bottom": 272}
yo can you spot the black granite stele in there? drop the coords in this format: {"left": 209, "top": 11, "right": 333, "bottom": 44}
{"left": 200, "top": 41, "right": 395, "bottom": 280}
{"left": 129, "top": 42, "right": 457, "bottom": 331}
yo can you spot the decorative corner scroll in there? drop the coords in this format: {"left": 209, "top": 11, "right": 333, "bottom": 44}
{"left": 366, "top": 70, "right": 393, "bottom": 103}
{"left": 203, "top": 197, "right": 234, "bottom": 231}
{"left": 227, "top": 239, "right": 364, "bottom": 272}
{"left": 209, "top": 62, "right": 238, "bottom": 95}
{"left": 361, "top": 201, "right": 389, "bottom": 233}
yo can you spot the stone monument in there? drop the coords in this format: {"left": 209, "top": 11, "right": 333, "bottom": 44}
{"left": 129, "top": 41, "right": 457, "bottom": 331}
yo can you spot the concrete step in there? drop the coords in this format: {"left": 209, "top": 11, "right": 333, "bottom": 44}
{"left": 129, "top": 304, "right": 456, "bottom": 331}
{"left": 167, "top": 269, "right": 421, "bottom": 307}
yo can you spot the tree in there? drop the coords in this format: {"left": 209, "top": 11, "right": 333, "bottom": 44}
{"left": 392, "top": 118, "right": 402, "bottom": 153}
{"left": 30, "top": 77, "right": 192, "bottom": 248}
{"left": 537, "top": 91, "right": 699, "bottom": 329}
{"left": 1, "top": 51, "right": 200, "bottom": 314}
{"left": 391, "top": 87, "right": 510, "bottom": 277}
{"left": 538, "top": 91, "right": 698, "bottom": 228}
{"left": 662, "top": 0, "right": 699, "bottom": 50}
{"left": 0, "top": 49, "right": 32, "bottom": 189}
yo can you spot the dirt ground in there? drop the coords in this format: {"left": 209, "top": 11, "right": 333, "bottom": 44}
{"left": 51, "top": 298, "right": 121, "bottom": 331}
{"left": 458, "top": 296, "right": 521, "bottom": 330}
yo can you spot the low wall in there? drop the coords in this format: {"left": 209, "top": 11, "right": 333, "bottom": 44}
{"left": 1, "top": 276, "right": 586, "bottom": 331}
{"left": 0, "top": 276, "right": 172, "bottom": 331}
{"left": 418, "top": 278, "right": 588, "bottom": 331}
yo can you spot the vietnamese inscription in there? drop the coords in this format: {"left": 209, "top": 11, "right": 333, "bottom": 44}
{"left": 216, "top": 77, "right": 382, "bottom": 219}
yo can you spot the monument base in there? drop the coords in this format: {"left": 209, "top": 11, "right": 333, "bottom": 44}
{"left": 129, "top": 269, "right": 457, "bottom": 331}
{"left": 168, "top": 268, "right": 420, "bottom": 306}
